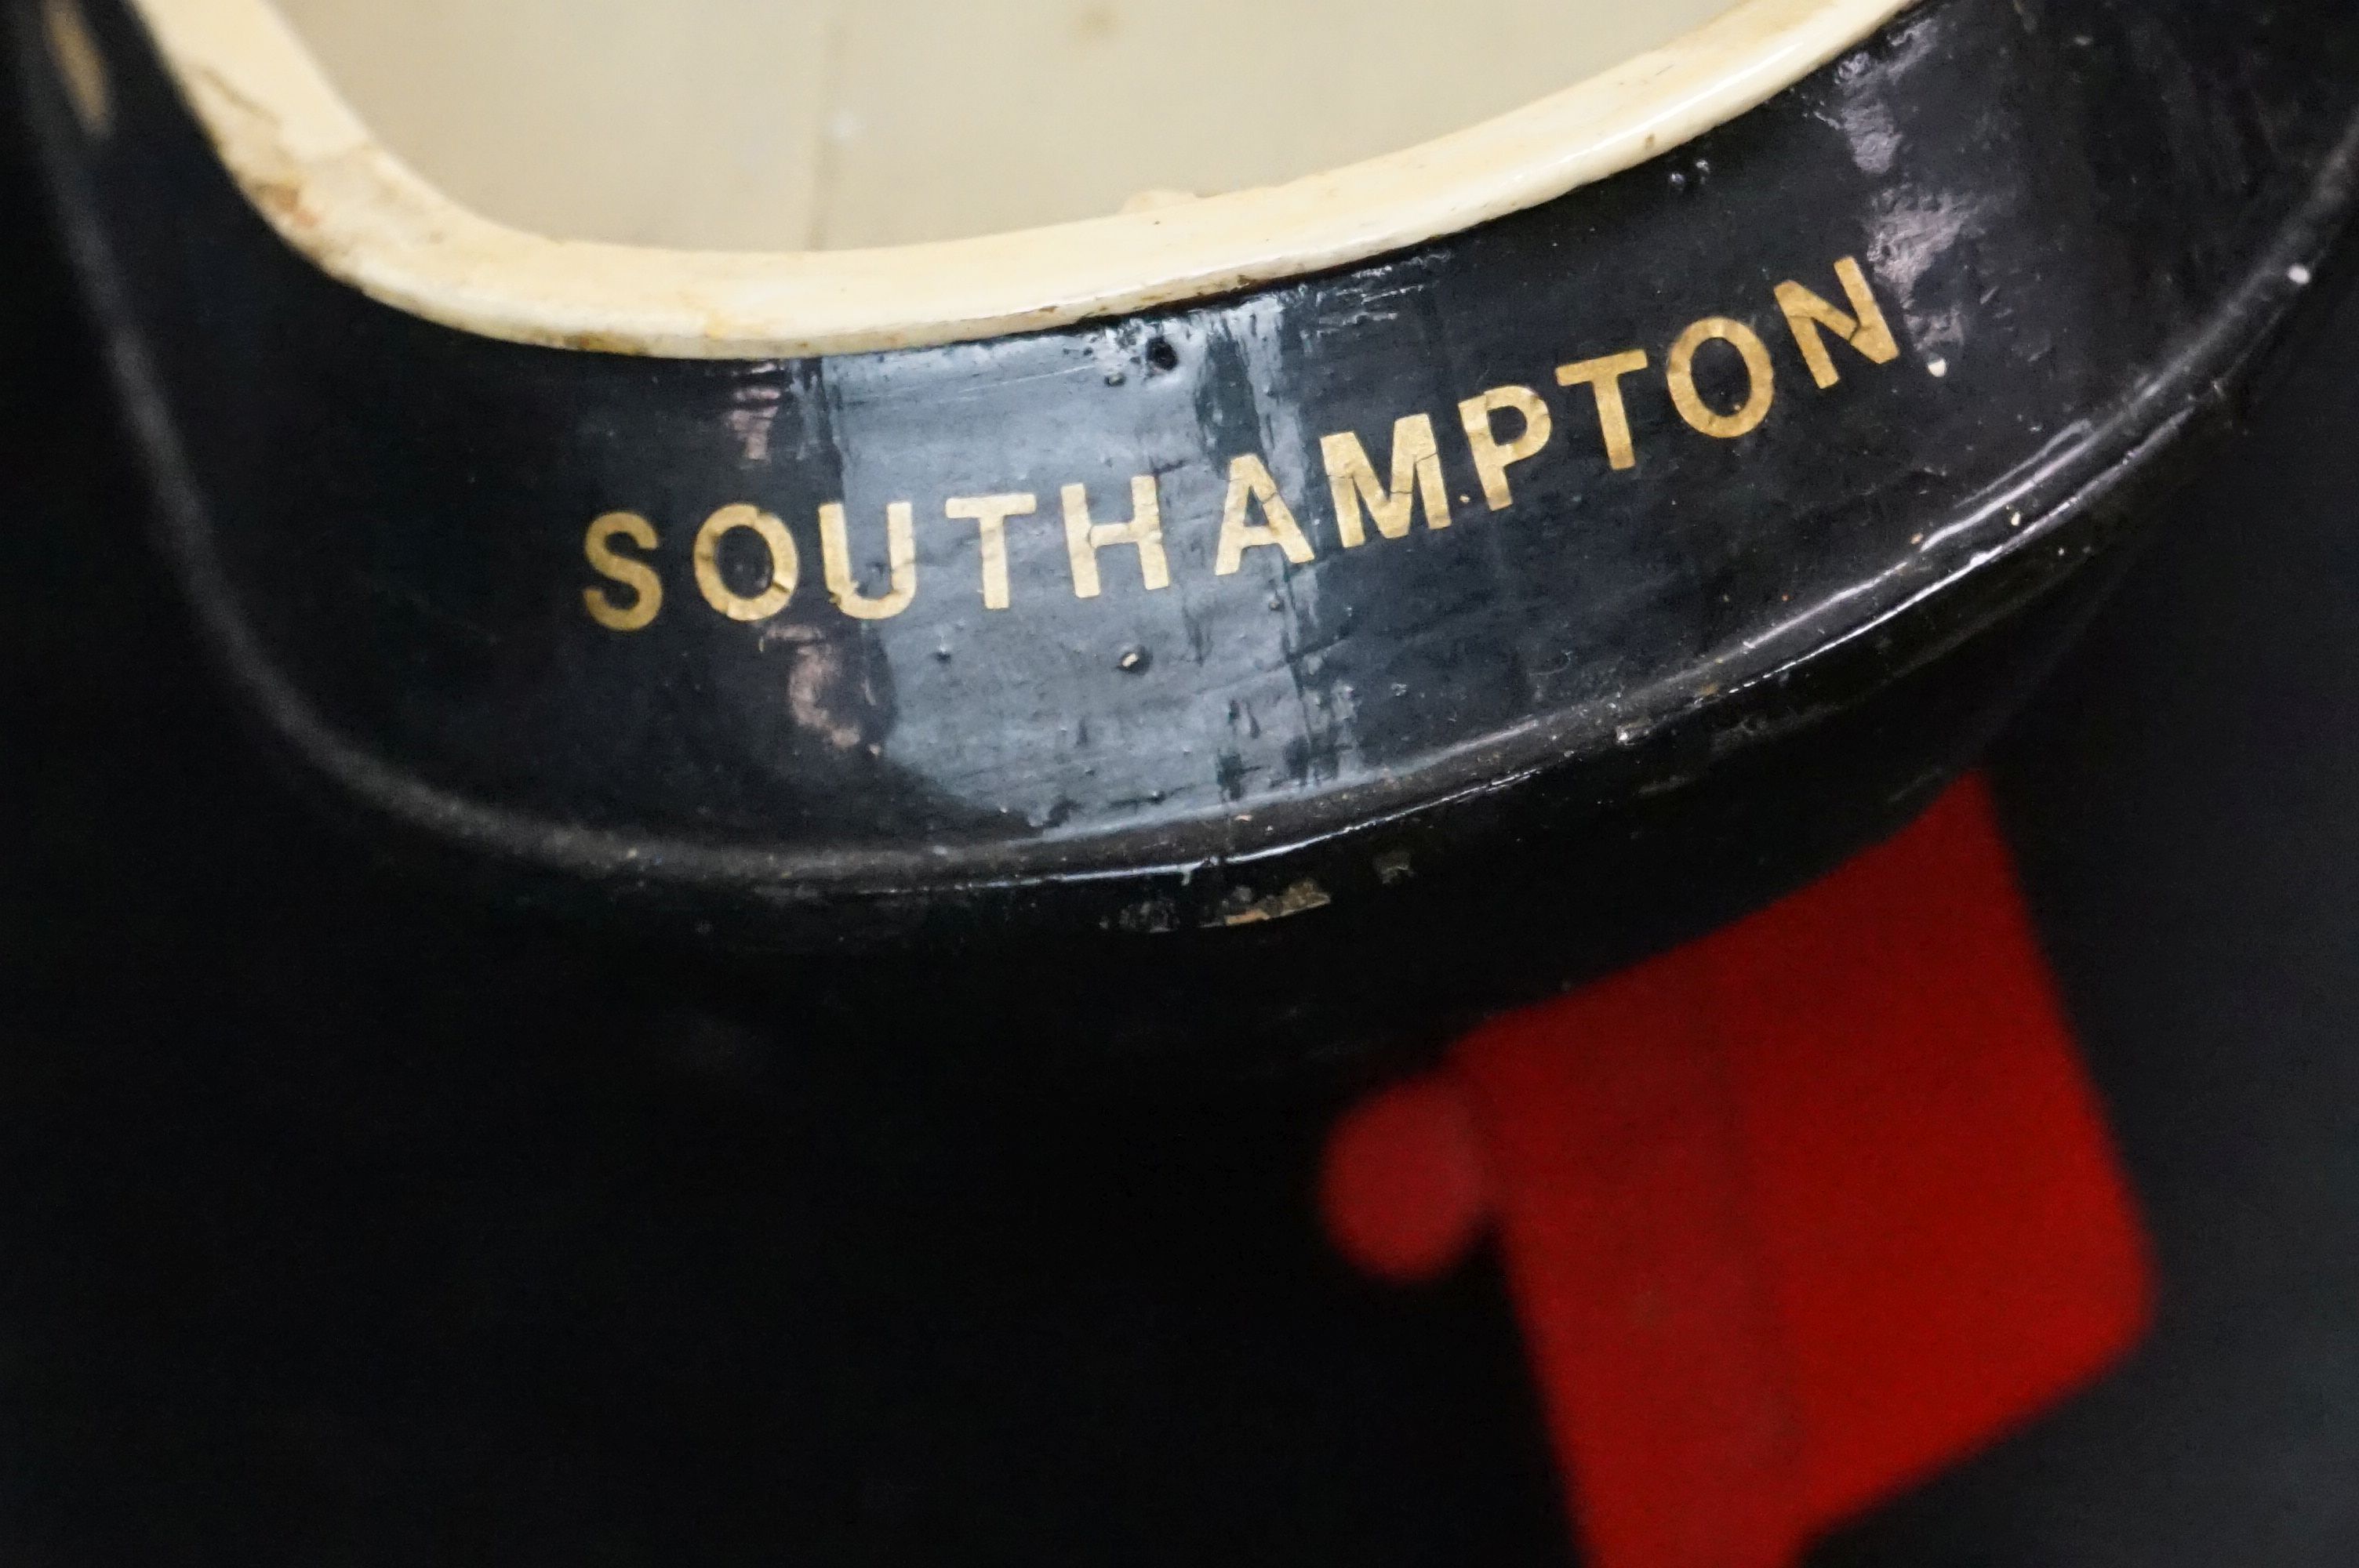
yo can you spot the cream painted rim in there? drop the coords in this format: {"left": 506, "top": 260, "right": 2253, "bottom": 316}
{"left": 122, "top": 0, "right": 1914, "bottom": 359}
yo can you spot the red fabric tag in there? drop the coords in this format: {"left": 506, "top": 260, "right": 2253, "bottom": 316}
{"left": 1321, "top": 776, "right": 2154, "bottom": 1567}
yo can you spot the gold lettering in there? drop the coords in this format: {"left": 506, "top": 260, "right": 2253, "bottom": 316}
{"left": 1063, "top": 477, "right": 1172, "bottom": 599}
{"left": 582, "top": 511, "right": 663, "bottom": 632}
{"left": 818, "top": 501, "right": 918, "bottom": 621}
{"left": 944, "top": 493, "right": 1040, "bottom": 611}
{"left": 1215, "top": 455, "right": 1315, "bottom": 576}
{"left": 1554, "top": 350, "right": 1650, "bottom": 470}
{"left": 1776, "top": 256, "right": 1900, "bottom": 390}
{"left": 1666, "top": 318, "right": 1776, "bottom": 439}
{"left": 1321, "top": 414, "right": 1453, "bottom": 549}
{"left": 1458, "top": 386, "right": 1554, "bottom": 511}
{"left": 692, "top": 504, "right": 798, "bottom": 622}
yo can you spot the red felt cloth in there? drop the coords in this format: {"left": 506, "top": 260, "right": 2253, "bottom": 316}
{"left": 1321, "top": 776, "right": 2154, "bottom": 1567}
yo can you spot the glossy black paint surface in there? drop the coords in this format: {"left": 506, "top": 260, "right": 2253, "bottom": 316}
{"left": 13, "top": 0, "right": 2359, "bottom": 966}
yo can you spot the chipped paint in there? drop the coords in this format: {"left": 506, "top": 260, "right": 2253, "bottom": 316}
{"left": 1216, "top": 880, "right": 1336, "bottom": 927}
{"left": 122, "top": 0, "right": 1914, "bottom": 359}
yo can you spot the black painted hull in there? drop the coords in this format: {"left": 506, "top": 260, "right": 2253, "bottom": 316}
{"left": 12, "top": 0, "right": 2359, "bottom": 1056}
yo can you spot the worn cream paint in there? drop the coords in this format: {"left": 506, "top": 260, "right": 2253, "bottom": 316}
{"left": 268, "top": 0, "right": 1741, "bottom": 252}
{"left": 124, "top": 0, "right": 1914, "bottom": 358}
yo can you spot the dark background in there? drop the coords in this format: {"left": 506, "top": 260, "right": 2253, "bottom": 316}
{"left": 2, "top": 93, "right": 2356, "bottom": 1567}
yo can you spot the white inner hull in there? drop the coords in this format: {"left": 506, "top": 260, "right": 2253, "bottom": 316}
{"left": 106, "top": 0, "right": 1909, "bottom": 353}
{"left": 268, "top": 0, "right": 1745, "bottom": 251}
